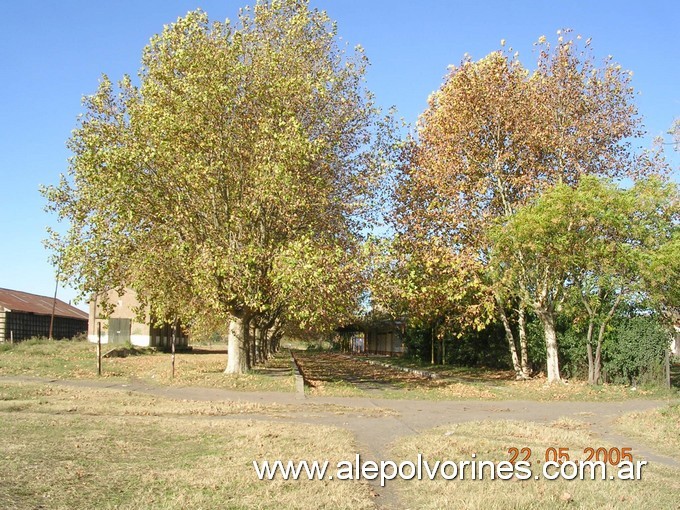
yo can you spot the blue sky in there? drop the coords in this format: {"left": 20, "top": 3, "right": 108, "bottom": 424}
{"left": 1, "top": 0, "right": 678, "bottom": 311}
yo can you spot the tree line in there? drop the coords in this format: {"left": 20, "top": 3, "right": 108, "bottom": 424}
{"left": 43, "top": 1, "right": 678, "bottom": 381}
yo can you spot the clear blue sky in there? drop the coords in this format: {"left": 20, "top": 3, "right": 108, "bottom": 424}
{"left": 1, "top": 0, "right": 678, "bottom": 311}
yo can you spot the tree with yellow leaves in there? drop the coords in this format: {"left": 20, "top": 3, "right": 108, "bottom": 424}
{"left": 43, "top": 1, "right": 391, "bottom": 373}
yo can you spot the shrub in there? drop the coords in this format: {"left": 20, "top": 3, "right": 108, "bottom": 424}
{"left": 603, "top": 315, "right": 671, "bottom": 386}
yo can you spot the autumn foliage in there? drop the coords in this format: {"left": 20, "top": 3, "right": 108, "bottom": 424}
{"left": 384, "top": 30, "right": 671, "bottom": 383}
{"left": 43, "top": 2, "right": 677, "bottom": 383}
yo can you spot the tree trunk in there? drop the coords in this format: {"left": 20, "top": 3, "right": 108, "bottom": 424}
{"left": 498, "top": 305, "right": 522, "bottom": 377}
{"left": 586, "top": 320, "right": 595, "bottom": 384}
{"left": 586, "top": 343, "right": 594, "bottom": 384}
{"left": 536, "top": 308, "right": 562, "bottom": 383}
{"left": 248, "top": 324, "right": 260, "bottom": 367}
{"left": 594, "top": 294, "right": 622, "bottom": 385}
{"left": 225, "top": 316, "right": 248, "bottom": 374}
{"left": 594, "top": 322, "right": 605, "bottom": 384}
{"left": 271, "top": 332, "right": 282, "bottom": 353}
{"left": 517, "top": 303, "right": 530, "bottom": 379}
{"left": 258, "top": 327, "right": 268, "bottom": 361}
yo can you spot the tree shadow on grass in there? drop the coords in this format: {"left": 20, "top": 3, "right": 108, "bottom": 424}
{"left": 185, "top": 347, "right": 227, "bottom": 355}
{"left": 294, "top": 351, "right": 437, "bottom": 391}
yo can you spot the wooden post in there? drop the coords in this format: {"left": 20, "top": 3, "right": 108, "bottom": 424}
{"left": 171, "top": 321, "right": 176, "bottom": 379}
{"left": 97, "top": 322, "right": 102, "bottom": 376}
{"left": 10, "top": 331, "right": 13, "bottom": 344}
{"left": 665, "top": 348, "right": 671, "bottom": 389}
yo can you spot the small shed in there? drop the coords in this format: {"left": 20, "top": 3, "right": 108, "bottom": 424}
{"left": 0, "top": 288, "right": 88, "bottom": 342}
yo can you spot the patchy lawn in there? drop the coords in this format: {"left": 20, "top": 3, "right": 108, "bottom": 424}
{"left": 0, "top": 339, "right": 295, "bottom": 392}
{"left": 1, "top": 341, "right": 676, "bottom": 401}
{"left": 293, "top": 351, "right": 678, "bottom": 401}
{"left": 0, "top": 382, "right": 375, "bottom": 510}
{"left": 614, "top": 403, "right": 680, "bottom": 459}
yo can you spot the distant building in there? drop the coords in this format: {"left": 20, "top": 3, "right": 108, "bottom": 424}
{"left": 0, "top": 288, "right": 88, "bottom": 342}
{"left": 88, "top": 289, "right": 188, "bottom": 350}
{"left": 338, "top": 318, "right": 406, "bottom": 356}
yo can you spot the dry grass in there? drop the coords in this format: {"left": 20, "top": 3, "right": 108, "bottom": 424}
{"left": 294, "top": 352, "right": 677, "bottom": 401}
{"left": 0, "top": 340, "right": 296, "bottom": 392}
{"left": 391, "top": 419, "right": 680, "bottom": 509}
{"left": 0, "top": 382, "right": 277, "bottom": 417}
{"left": 614, "top": 403, "right": 680, "bottom": 459}
{"left": 0, "top": 381, "right": 376, "bottom": 510}
{"left": 0, "top": 381, "right": 395, "bottom": 419}
{"left": 2, "top": 342, "right": 675, "bottom": 402}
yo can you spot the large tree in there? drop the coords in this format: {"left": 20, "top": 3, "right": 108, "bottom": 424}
{"left": 392, "top": 31, "right": 652, "bottom": 382}
{"left": 43, "top": 1, "right": 388, "bottom": 373}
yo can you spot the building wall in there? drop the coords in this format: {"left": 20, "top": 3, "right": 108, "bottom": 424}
{"left": 88, "top": 289, "right": 187, "bottom": 349}
{"left": 89, "top": 289, "right": 151, "bottom": 346}
{"left": 365, "top": 329, "right": 404, "bottom": 356}
{"left": 0, "top": 310, "right": 86, "bottom": 341}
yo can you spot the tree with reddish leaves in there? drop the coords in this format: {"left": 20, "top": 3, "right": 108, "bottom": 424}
{"left": 391, "top": 31, "right": 657, "bottom": 383}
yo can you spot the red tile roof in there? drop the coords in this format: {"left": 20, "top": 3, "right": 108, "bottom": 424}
{"left": 0, "top": 288, "right": 88, "bottom": 320}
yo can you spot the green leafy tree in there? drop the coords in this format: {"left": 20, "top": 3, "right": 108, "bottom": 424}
{"left": 491, "top": 176, "right": 678, "bottom": 383}
{"left": 42, "top": 1, "right": 390, "bottom": 373}
{"left": 368, "top": 236, "right": 494, "bottom": 364}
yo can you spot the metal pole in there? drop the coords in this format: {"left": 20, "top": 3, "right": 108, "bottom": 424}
{"left": 48, "top": 270, "right": 60, "bottom": 340}
{"left": 431, "top": 322, "right": 435, "bottom": 365}
{"left": 171, "top": 320, "right": 176, "bottom": 379}
{"left": 97, "top": 322, "right": 102, "bottom": 376}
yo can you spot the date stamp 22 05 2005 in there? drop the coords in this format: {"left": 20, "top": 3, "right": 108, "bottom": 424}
{"left": 507, "top": 446, "right": 648, "bottom": 481}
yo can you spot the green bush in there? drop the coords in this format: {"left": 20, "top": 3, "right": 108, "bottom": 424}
{"left": 525, "top": 315, "right": 547, "bottom": 374}
{"left": 557, "top": 326, "right": 589, "bottom": 380}
{"left": 603, "top": 315, "right": 671, "bottom": 386}
{"left": 445, "top": 322, "right": 511, "bottom": 368}
{"left": 402, "top": 322, "right": 511, "bottom": 369}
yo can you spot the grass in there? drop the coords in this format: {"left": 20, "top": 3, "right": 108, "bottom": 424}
{"left": 2, "top": 340, "right": 676, "bottom": 401}
{"left": 1, "top": 341, "right": 678, "bottom": 508}
{"left": 294, "top": 351, "right": 679, "bottom": 401}
{"left": 614, "top": 403, "right": 680, "bottom": 459}
{"left": 0, "top": 382, "right": 270, "bottom": 416}
{"left": 0, "top": 381, "right": 376, "bottom": 510}
{"left": 0, "top": 381, "right": 396, "bottom": 419}
{"left": 391, "top": 419, "right": 680, "bottom": 509}
{"left": 0, "top": 339, "right": 296, "bottom": 393}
